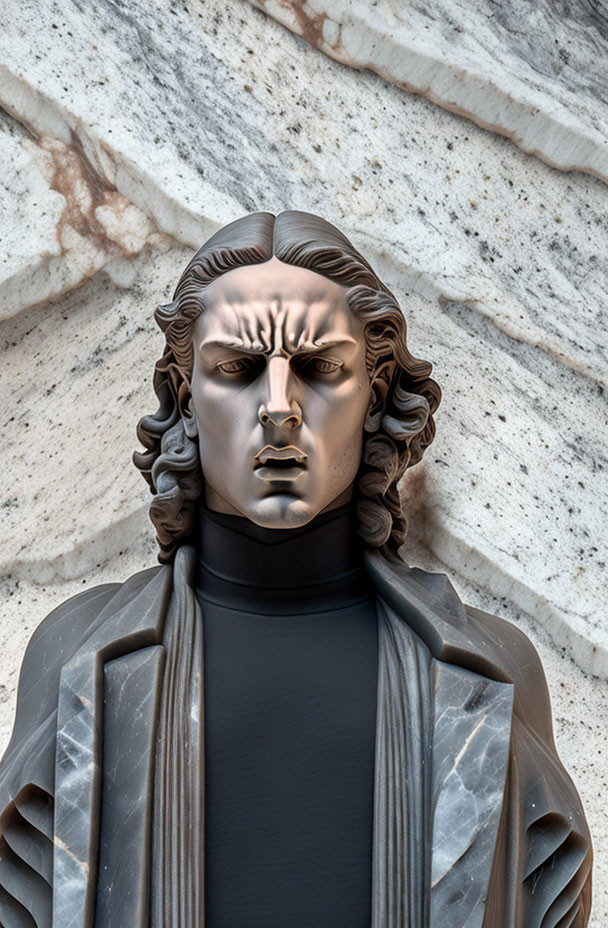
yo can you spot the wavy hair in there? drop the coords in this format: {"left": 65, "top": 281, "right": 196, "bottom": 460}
{"left": 134, "top": 211, "right": 441, "bottom": 562}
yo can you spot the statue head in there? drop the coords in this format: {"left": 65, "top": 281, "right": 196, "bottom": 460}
{"left": 134, "top": 211, "right": 440, "bottom": 562}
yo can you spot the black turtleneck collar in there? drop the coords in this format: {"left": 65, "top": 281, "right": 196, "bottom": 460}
{"left": 195, "top": 504, "right": 371, "bottom": 614}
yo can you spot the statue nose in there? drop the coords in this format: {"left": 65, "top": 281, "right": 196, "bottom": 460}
{"left": 258, "top": 357, "right": 302, "bottom": 430}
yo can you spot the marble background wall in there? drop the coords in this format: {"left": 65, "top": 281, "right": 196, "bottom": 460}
{"left": 1, "top": 0, "right": 606, "bottom": 920}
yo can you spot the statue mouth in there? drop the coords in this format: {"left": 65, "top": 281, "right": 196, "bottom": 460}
{"left": 254, "top": 445, "right": 308, "bottom": 466}
{"left": 254, "top": 445, "right": 308, "bottom": 480}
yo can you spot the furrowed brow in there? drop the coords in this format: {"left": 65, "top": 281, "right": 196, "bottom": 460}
{"left": 199, "top": 335, "right": 359, "bottom": 356}
{"left": 200, "top": 338, "right": 260, "bottom": 353}
{"left": 292, "top": 337, "right": 359, "bottom": 354}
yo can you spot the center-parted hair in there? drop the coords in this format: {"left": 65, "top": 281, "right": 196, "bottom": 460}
{"left": 134, "top": 211, "right": 441, "bottom": 562}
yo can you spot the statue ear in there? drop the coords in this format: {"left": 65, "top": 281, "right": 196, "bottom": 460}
{"left": 178, "top": 381, "right": 198, "bottom": 439}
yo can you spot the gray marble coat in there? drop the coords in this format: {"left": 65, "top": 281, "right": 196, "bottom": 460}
{"left": 0, "top": 547, "right": 592, "bottom": 927}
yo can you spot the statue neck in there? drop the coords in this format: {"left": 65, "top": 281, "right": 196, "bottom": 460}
{"left": 195, "top": 503, "right": 370, "bottom": 613}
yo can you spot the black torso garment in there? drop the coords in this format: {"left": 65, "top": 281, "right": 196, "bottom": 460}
{"left": 195, "top": 505, "right": 379, "bottom": 928}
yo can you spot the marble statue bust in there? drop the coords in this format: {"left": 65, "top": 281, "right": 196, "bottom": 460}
{"left": 0, "top": 211, "right": 592, "bottom": 927}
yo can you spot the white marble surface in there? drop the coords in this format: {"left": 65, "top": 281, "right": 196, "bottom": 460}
{"left": 0, "top": 0, "right": 606, "bottom": 919}
{"left": 0, "top": 110, "right": 164, "bottom": 322}
{"left": 0, "top": 243, "right": 194, "bottom": 579}
{"left": 250, "top": 0, "right": 608, "bottom": 182}
{"left": 0, "top": 0, "right": 605, "bottom": 680}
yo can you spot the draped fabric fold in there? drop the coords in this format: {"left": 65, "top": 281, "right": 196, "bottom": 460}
{"left": 0, "top": 785, "right": 54, "bottom": 928}
{"left": 372, "top": 600, "right": 432, "bottom": 928}
{"left": 150, "top": 548, "right": 204, "bottom": 928}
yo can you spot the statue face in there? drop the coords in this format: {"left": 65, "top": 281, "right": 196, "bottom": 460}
{"left": 188, "top": 256, "right": 372, "bottom": 528}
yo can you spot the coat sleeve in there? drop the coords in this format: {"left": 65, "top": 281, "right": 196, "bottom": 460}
{"left": 467, "top": 605, "right": 593, "bottom": 928}
{"left": 0, "top": 583, "right": 120, "bottom": 928}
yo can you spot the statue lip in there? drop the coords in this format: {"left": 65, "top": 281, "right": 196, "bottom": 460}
{"left": 254, "top": 445, "right": 308, "bottom": 467}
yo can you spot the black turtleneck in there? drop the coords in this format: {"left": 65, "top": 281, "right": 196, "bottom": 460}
{"left": 196, "top": 504, "right": 378, "bottom": 928}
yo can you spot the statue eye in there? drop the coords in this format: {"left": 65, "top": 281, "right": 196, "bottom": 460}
{"left": 302, "top": 356, "right": 343, "bottom": 375}
{"left": 217, "top": 357, "right": 258, "bottom": 375}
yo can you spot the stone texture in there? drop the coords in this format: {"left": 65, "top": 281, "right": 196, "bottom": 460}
{"left": 0, "top": 110, "right": 164, "bottom": 322}
{"left": 430, "top": 665, "right": 514, "bottom": 925}
{"left": 54, "top": 659, "right": 99, "bottom": 928}
{"left": 249, "top": 0, "right": 608, "bottom": 182}
{"left": 97, "top": 648, "right": 164, "bottom": 926}
{"left": 0, "top": 244, "right": 190, "bottom": 584}
{"left": 0, "top": 0, "right": 605, "bottom": 675}
{"left": 0, "top": 0, "right": 606, "bottom": 920}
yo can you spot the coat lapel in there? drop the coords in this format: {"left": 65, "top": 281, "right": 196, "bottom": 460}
{"left": 364, "top": 550, "right": 513, "bottom": 682}
{"left": 369, "top": 552, "right": 514, "bottom": 928}
{"left": 53, "top": 566, "right": 171, "bottom": 928}
{"left": 95, "top": 646, "right": 165, "bottom": 927}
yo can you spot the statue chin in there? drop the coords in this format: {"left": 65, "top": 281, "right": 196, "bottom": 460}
{"left": 204, "top": 483, "right": 354, "bottom": 529}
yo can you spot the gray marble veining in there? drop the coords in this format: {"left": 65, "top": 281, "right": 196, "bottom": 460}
{"left": 53, "top": 656, "right": 100, "bottom": 928}
{"left": 96, "top": 646, "right": 164, "bottom": 926}
{"left": 430, "top": 665, "right": 514, "bottom": 926}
